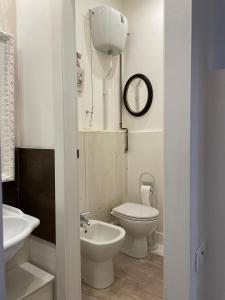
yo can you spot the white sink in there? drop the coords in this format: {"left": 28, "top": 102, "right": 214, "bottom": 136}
{"left": 3, "top": 205, "right": 40, "bottom": 263}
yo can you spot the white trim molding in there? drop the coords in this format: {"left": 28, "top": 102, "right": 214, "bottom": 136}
{"left": 0, "top": 177, "right": 5, "bottom": 299}
{"left": 53, "top": 0, "right": 81, "bottom": 299}
{"left": 164, "top": 0, "right": 192, "bottom": 299}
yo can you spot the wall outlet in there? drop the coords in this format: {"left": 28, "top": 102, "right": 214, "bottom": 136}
{"left": 195, "top": 242, "right": 207, "bottom": 272}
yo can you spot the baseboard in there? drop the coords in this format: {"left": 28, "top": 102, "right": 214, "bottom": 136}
{"left": 6, "top": 262, "right": 54, "bottom": 300}
{"left": 6, "top": 239, "right": 29, "bottom": 272}
{"left": 151, "top": 244, "right": 164, "bottom": 256}
{"left": 29, "top": 236, "right": 56, "bottom": 275}
{"left": 150, "top": 231, "right": 164, "bottom": 256}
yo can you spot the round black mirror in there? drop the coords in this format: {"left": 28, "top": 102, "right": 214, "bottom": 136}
{"left": 123, "top": 74, "right": 153, "bottom": 117}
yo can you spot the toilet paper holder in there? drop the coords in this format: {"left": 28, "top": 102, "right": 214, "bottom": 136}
{"left": 139, "top": 172, "right": 157, "bottom": 207}
{"left": 139, "top": 172, "right": 155, "bottom": 189}
{"left": 142, "top": 181, "right": 153, "bottom": 187}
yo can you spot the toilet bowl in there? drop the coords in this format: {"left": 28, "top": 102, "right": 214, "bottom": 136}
{"left": 80, "top": 220, "right": 126, "bottom": 289}
{"left": 111, "top": 202, "right": 159, "bottom": 259}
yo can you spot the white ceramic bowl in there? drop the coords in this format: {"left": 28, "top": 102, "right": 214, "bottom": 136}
{"left": 80, "top": 220, "right": 125, "bottom": 289}
{"left": 3, "top": 205, "right": 40, "bottom": 263}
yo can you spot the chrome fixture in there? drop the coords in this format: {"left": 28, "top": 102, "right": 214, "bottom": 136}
{"left": 80, "top": 211, "right": 91, "bottom": 227}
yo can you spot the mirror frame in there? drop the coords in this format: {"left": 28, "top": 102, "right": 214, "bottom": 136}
{"left": 123, "top": 73, "right": 153, "bottom": 117}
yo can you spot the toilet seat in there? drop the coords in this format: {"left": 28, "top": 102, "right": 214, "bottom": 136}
{"left": 111, "top": 202, "right": 159, "bottom": 221}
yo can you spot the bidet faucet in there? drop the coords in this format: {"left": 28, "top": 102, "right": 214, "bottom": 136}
{"left": 80, "top": 211, "right": 91, "bottom": 227}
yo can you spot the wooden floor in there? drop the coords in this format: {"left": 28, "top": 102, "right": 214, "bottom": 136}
{"left": 82, "top": 252, "right": 163, "bottom": 300}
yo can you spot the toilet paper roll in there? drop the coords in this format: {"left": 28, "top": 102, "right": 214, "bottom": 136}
{"left": 140, "top": 185, "right": 153, "bottom": 206}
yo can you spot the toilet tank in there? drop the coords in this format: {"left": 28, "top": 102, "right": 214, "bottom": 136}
{"left": 90, "top": 6, "right": 128, "bottom": 56}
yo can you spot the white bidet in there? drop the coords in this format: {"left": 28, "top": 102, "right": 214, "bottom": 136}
{"left": 80, "top": 220, "right": 125, "bottom": 289}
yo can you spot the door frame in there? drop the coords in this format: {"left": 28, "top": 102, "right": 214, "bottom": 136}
{"left": 53, "top": 0, "right": 81, "bottom": 299}
{"left": 53, "top": 0, "right": 194, "bottom": 299}
{"left": 0, "top": 0, "right": 194, "bottom": 298}
{"left": 0, "top": 177, "right": 5, "bottom": 299}
{"left": 164, "top": 0, "right": 192, "bottom": 299}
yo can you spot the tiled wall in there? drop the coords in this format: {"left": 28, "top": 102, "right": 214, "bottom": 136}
{"left": 79, "top": 130, "right": 127, "bottom": 222}
{"left": 3, "top": 135, "right": 127, "bottom": 243}
{"left": 2, "top": 148, "right": 55, "bottom": 243}
{"left": 3, "top": 133, "right": 163, "bottom": 245}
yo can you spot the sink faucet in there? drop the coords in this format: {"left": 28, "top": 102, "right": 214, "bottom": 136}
{"left": 80, "top": 211, "right": 91, "bottom": 227}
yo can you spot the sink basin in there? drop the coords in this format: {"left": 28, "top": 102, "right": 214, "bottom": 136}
{"left": 3, "top": 205, "right": 40, "bottom": 263}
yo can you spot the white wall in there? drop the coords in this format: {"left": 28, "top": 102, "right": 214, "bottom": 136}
{"left": 208, "top": 0, "right": 225, "bottom": 70}
{"left": 1, "top": 0, "right": 55, "bottom": 182}
{"left": 204, "top": 70, "right": 225, "bottom": 300}
{"left": 0, "top": 0, "right": 16, "bottom": 34}
{"left": 76, "top": 0, "right": 164, "bottom": 131}
{"left": 123, "top": 0, "right": 164, "bottom": 242}
{"left": 127, "top": 132, "right": 163, "bottom": 237}
{"left": 16, "top": 0, "right": 55, "bottom": 148}
{"left": 123, "top": 0, "right": 164, "bottom": 132}
{"left": 75, "top": 0, "right": 124, "bottom": 130}
{"left": 191, "top": 1, "right": 225, "bottom": 299}
{"left": 0, "top": 0, "right": 18, "bottom": 150}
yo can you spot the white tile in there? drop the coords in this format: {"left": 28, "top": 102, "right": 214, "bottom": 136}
{"left": 6, "top": 239, "right": 29, "bottom": 272}
{"left": 29, "top": 236, "right": 56, "bottom": 275}
{"left": 152, "top": 244, "right": 164, "bottom": 257}
{"left": 79, "top": 131, "right": 127, "bottom": 222}
{"left": 6, "top": 262, "right": 54, "bottom": 300}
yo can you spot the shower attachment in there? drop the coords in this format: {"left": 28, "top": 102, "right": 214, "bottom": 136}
{"left": 89, "top": 6, "right": 129, "bottom": 150}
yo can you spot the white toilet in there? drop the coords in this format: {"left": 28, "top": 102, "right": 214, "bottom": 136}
{"left": 111, "top": 202, "right": 159, "bottom": 258}
{"left": 80, "top": 220, "right": 126, "bottom": 289}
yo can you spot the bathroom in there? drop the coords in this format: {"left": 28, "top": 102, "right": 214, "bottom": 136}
{"left": 76, "top": 0, "right": 164, "bottom": 297}
{"left": 0, "top": 0, "right": 213, "bottom": 299}
{"left": 0, "top": 0, "right": 163, "bottom": 298}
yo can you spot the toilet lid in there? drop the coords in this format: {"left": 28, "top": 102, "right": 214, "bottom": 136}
{"left": 112, "top": 202, "right": 159, "bottom": 220}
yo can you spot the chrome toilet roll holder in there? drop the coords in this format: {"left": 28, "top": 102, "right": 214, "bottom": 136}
{"left": 139, "top": 172, "right": 155, "bottom": 188}
{"left": 139, "top": 172, "right": 157, "bottom": 207}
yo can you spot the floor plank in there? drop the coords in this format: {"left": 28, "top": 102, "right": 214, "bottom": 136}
{"left": 82, "top": 252, "right": 163, "bottom": 300}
